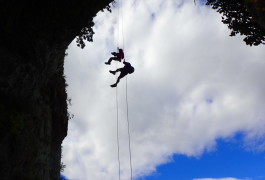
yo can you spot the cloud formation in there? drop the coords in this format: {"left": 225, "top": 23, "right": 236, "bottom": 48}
{"left": 62, "top": 0, "right": 265, "bottom": 180}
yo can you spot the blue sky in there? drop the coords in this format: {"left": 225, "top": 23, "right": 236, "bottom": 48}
{"left": 144, "top": 134, "right": 265, "bottom": 180}
{"left": 61, "top": 175, "right": 70, "bottom": 180}
{"left": 62, "top": 0, "right": 265, "bottom": 180}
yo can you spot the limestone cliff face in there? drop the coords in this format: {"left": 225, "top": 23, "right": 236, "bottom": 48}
{"left": 0, "top": 0, "right": 113, "bottom": 179}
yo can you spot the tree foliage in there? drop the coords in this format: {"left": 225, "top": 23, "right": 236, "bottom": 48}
{"left": 76, "top": 4, "right": 112, "bottom": 48}
{"left": 76, "top": 21, "right": 95, "bottom": 49}
{"left": 206, "top": 0, "right": 265, "bottom": 46}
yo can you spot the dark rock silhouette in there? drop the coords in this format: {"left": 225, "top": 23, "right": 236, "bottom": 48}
{"left": 0, "top": 0, "right": 113, "bottom": 179}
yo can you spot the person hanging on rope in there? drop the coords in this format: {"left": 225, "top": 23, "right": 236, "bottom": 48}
{"left": 109, "top": 60, "right": 134, "bottom": 87}
{"left": 105, "top": 48, "right": 124, "bottom": 65}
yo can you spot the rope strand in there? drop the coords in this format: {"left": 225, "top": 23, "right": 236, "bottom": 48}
{"left": 117, "top": 0, "right": 120, "bottom": 48}
{"left": 116, "top": 4, "right": 121, "bottom": 174}
{"left": 116, "top": 0, "right": 133, "bottom": 179}
{"left": 116, "top": 80, "right": 121, "bottom": 180}
{"left": 121, "top": 0, "right": 133, "bottom": 178}
{"left": 121, "top": 0, "right": 125, "bottom": 50}
{"left": 126, "top": 77, "right": 133, "bottom": 180}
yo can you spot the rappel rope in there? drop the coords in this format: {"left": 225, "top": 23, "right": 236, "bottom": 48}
{"left": 115, "top": 0, "right": 133, "bottom": 179}
{"left": 116, "top": 0, "right": 121, "bottom": 179}
{"left": 126, "top": 77, "right": 133, "bottom": 180}
{"left": 116, "top": 84, "right": 121, "bottom": 180}
{"left": 115, "top": 30, "right": 121, "bottom": 180}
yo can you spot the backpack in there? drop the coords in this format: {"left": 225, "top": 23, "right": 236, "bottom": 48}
{"left": 128, "top": 66, "right": 134, "bottom": 74}
{"left": 118, "top": 49, "right": 124, "bottom": 61}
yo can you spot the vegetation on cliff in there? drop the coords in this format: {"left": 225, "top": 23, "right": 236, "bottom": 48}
{"left": 206, "top": 0, "right": 265, "bottom": 46}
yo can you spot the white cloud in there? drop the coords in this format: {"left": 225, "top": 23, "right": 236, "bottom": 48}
{"left": 62, "top": 0, "right": 265, "bottom": 180}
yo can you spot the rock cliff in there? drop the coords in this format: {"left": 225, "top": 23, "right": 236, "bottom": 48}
{"left": 0, "top": 0, "right": 113, "bottom": 179}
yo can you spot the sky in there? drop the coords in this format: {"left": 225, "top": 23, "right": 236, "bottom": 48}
{"left": 61, "top": 0, "right": 265, "bottom": 180}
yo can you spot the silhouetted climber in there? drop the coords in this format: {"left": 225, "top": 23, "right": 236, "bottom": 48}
{"left": 109, "top": 60, "right": 134, "bottom": 87}
{"left": 105, "top": 48, "right": 124, "bottom": 65}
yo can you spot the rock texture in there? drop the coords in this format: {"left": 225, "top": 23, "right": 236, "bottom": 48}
{"left": 0, "top": 0, "right": 113, "bottom": 179}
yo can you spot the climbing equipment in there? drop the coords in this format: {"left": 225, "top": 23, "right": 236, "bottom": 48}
{"left": 114, "top": 0, "right": 133, "bottom": 179}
